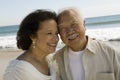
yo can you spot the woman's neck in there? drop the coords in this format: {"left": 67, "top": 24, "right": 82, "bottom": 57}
{"left": 17, "top": 49, "right": 50, "bottom": 75}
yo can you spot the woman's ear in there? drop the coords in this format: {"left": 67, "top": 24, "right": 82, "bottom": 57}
{"left": 30, "top": 35, "right": 36, "bottom": 41}
{"left": 30, "top": 35, "right": 36, "bottom": 49}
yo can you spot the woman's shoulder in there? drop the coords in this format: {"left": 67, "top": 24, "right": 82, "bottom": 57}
{"left": 3, "top": 60, "right": 29, "bottom": 79}
{"left": 4, "top": 60, "right": 33, "bottom": 74}
{"left": 7, "top": 60, "right": 30, "bottom": 69}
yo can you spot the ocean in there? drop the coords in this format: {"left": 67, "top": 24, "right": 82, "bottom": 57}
{"left": 0, "top": 14, "right": 120, "bottom": 50}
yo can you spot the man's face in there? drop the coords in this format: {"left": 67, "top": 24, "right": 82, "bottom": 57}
{"left": 58, "top": 12, "right": 86, "bottom": 49}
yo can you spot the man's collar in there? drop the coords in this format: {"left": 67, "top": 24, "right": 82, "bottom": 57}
{"left": 62, "top": 36, "right": 97, "bottom": 54}
{"left": 85, "top": 37, "right": 97, "bottom": 54}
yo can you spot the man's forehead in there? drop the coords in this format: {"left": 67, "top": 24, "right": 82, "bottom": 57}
{"left": 58, "top": 19, "right": 78, "bottom": 27}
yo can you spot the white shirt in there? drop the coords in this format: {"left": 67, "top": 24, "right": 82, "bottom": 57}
{"left": 68, "top": 48, "right": 85, "bottom": 80}
{"left": 3, "top": 59, "right": 56, "bottom": 80}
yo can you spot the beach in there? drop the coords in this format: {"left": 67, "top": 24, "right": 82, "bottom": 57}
{"left": 0, "top": 49, "right": 23, "bottom": 80}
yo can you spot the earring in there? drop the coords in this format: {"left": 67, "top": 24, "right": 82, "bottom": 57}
{"left": 32, "top": 41, "right": 35, "bottom": 49}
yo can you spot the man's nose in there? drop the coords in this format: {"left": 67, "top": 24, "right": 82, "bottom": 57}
{"left": 66, "top": 28, "right": 74, "bottom": 34}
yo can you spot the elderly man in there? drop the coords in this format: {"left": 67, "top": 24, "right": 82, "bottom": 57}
{"left": 53, "top": 8, "right": 120, "bottom": 80}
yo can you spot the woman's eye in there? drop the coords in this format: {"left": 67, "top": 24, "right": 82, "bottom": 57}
{"left": 55, "top": 32, "right": 59, "bottom": 36}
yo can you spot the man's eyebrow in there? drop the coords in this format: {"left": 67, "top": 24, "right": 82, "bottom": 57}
{"left": 58, "top": 21, "right": 77, "bottom": 27}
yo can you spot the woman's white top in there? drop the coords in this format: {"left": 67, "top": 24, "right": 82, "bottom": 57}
{"left": 68, "top": 48, "right": 85, "bottom": 80}
{"left": 3, "top": 59, "right": 56, "bottom": 80}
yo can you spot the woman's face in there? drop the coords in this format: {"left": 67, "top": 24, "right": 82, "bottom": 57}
{"left": 33, "top": 19, "right": 59, "bottom": 54}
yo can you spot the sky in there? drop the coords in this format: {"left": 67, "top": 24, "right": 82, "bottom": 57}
{"left": 0, "top": 0, "right": 120, "bottom": 26}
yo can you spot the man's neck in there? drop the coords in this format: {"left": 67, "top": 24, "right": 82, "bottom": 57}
{"left": 70, "top": 36, "right": 88, "bottom": 51}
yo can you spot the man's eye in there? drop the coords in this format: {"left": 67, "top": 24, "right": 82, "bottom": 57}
{"left": 72, "top": 23, "right": 78, "bottom": 26}
{"left": 71, "top": 23, "right": 79, "bottom": 28}
{"left": 60, "top": 28, "right": 66, "bottom": 33}
{"left": 47, "top": 32, "right": 52, "bottom": 34}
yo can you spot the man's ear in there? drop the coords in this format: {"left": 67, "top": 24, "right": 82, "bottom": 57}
{"left": 83, "top": 20, "right": 86, "bottom": 30}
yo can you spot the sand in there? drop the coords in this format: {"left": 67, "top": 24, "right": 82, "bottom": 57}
{"left": 0, "top": 49, "right": 23, "bottom": 80}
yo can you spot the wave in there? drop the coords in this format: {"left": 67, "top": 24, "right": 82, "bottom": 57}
{"left": 0, "top": 35, "right": 17, "bottom": 49}
{"left": 0, "top": 27, "right": 120, "bottom": 50}
{"left": 86, "top": 27, "right": 120, "bottom": 41}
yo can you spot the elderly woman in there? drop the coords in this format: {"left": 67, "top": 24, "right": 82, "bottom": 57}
{"left": 3, "top": 9, "right": 59, "bottom": 80}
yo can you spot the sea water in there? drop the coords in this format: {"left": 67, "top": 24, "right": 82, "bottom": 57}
{"left": 0, "top": 14, "right": 120, "bottom": 50}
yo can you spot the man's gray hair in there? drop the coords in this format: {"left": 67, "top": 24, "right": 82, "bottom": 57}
{"left": 57, "top": 7, "right": 84, "bottom": 20}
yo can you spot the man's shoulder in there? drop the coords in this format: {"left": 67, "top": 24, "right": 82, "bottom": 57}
{"left": 96, "top": 40, "right": 116, "bottom": 51}
{"left": 88, "top": 38, "right": 112, "bottom": 49}
{"left": 89, "top": 38, "right": 119, "bottom": 55}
